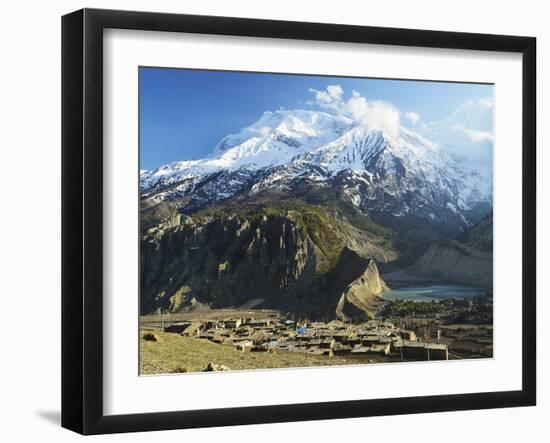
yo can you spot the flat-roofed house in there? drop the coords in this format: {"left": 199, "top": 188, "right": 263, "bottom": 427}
{"left": 327, "top": 320, "right": 347, "bottom": 330}
{"left": 391, "top": 337, "right": 404, "bottom": 353}
{"left": 402, "top": 341, "right": 448, "bottom": 360}
{"left": 400, "top": 329, "right": 417, "bottom": 341}
{"left": 370, "top": 343, "right": 391, "bottom": 355}
{"left": 181, "top": 322, "right": 202, "bottom": 337}
{"left": 280, "top": 330, "right": 297, "bottom": 338}
{"left": 426, "top": 343, "right": 448, "bottom": 360}
{"left": 333, "top": 332, "right": 350, "bottom": 343}
{"left": 247, "top": 319, "right": 272, "bottom": 328}
{"left": 346, "top": 334, "right": 361, "bottom": 347}
{"left": 306, "top": 339, "right": 322, "bottom": 348}
{"left": 310, "top": 322, "right": 326, "bottom": 329}
{"left": 320, "top": 338, "right": 335, "bottom": 349}
{"left": 164, "top": 322, "right": 192, "bottom": 333}
{"left": 351, "top": 346, "right": 371, "bottom": 355}
{"left": 361, "top": 335, "right": 383, "bottom": 345}
{"left": 223, "top": 318, "right": 242, "bottom": 329}
{"left": 296, "top": 333, "right": 314, "bottom": 344}
{"left": 205, "top": 320, "right": 221, "bottom": 330}
{"left": 333, "top": 344, "right": 352, "bottom": 355}
{"left": 401, "top": 341, "right": 425, "bottom": 359}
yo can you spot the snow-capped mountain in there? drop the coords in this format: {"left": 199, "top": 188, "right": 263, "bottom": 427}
{"left": 419, "top": 98, "right": 494, "bottom": 167}
{"left": 140, "top": 110, "right": 354, "bottom": 190}
{"left": 140, "top": 107, "right": 492, "bottom": 231}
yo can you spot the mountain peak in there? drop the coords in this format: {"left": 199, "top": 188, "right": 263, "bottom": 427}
{"left": 213, "top": 109, "right": 355, "bottom": 155}
{"left": 141, "top": 105, "right": 492, "bottom": 232}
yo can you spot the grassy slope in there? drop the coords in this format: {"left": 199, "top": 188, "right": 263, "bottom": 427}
{"left": 140, "top": 329, "right": 359, "bottom": 374}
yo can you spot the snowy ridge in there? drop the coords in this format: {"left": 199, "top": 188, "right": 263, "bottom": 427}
{"left": 140, "top": 110, "right": 354, "bottom": 190}
{"left": 140, "top": 108, "right": 492, "bottom": 228}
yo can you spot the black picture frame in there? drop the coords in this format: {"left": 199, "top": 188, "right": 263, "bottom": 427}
{"left": 61, "top": 8, "right": 537, "bottom": 435}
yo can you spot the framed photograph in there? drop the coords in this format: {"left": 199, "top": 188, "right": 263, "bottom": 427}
{"left": 61, "top": 8, "right": 536, "bottom": 435}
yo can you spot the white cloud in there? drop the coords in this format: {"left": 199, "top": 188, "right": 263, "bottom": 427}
{"left": 326, "top": 84, "right": 344, "bottom": 100}
{"left": 404, "top": 111, "right": 420, "bottom": 125}
{"left": 344, "top": 96, "right": 400, "bottom": 138}
{"left": 308, "top": 84, "right": 344, "bottom": 110}
{"left": 306, "top": 86, "right": 494, "bottom": 160}
{"left": 450, "top": 124, "right": 493, "bottom": 143}
{"left": 308, "top": 85, "right": 401, "bottom": 138}
{"left": 462, "top": 128, "right": 494, "bottom": 143}
{"left": 308, "top": 88, "right": 332, "bottom": 104}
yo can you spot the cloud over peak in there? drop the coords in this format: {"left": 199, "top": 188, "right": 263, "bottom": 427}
{"left": 308, "top": 84, "right": 344, "bottom": 110}
{"left": 308, "top": 85, "right": 401, "bottom": 139}
{"left": 405, "top": 111, "right": 420, "bottom": 125}
{"left": 306, "top": 84, "right": 493, "bottom": 167}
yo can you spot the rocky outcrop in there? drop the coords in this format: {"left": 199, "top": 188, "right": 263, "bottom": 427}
{"left": 407, "top": 213, "right": 493, "bottom": 287}
{"left": 141, "top": 214, "right": 317, "bottom": 314}
{"left": 408, "top": 241, "right": 492, "bottom": 288}
{"left": 336, "top": 260, "right": 389, "bottom": 321}
{"left": 203, "top": 363, "right": 230, "bottom": 372}
{"left": 140, "top": 201, "right": 397, "bottom": 318}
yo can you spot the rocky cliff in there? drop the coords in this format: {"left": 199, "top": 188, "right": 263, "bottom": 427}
{"left": 336, "top": 260, "right": 389, "bottom": 321}
{"left": 140, "top": 200, "right": 396, "bottom": 319}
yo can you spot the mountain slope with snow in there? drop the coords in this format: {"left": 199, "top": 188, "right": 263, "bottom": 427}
{"left": 140, "top": 107, "right": 492, "bottom": 235}
{"left": 140, "top": 110, "right": 354, "bottom": 190}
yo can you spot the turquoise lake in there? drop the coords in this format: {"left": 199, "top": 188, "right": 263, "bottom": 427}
{"left": 382, "top": 284, "right": 485, "bottom": 302}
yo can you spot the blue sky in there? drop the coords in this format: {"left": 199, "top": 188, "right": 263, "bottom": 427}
{"left": 139, "top": 67, "right": 493, "bottom": 170}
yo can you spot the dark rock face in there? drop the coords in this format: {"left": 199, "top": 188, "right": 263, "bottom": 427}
{"left": 141, "top": 215, "right": 317, "bottom": 314}
{"left": 140, "top": 201, "right": 396, "bottom": 319}
{"left": 278, "top": 248, "right": 389, "bottom": 321}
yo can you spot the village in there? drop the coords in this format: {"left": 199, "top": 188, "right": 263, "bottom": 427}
{"left": 383, "top": 292, "right": 494, "bottom": 359}
{"left": 147, "top": 314, "right": 450, "bottom": 362}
